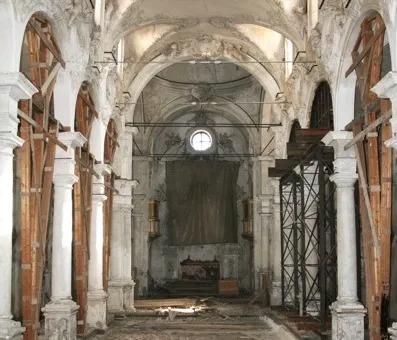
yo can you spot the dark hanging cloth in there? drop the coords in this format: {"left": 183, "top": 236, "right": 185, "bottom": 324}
{"left": 166, "top": 160, "right": 239, "bottom": 246}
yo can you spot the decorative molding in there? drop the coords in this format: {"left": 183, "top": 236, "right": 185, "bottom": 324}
{"left": 0, "top": 72, "right": 38, "bottom": 100}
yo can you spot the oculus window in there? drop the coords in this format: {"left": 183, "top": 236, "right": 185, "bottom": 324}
{"left": 190, "top": 129, "right": 212, "bottom": 151}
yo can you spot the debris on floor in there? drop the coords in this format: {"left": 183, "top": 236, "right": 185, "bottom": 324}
{"left": 90, "top": 298, "right": 300, "bottom": 340}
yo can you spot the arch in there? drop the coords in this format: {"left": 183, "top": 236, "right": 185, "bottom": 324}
{"left": 309, "top": 81, "right": 333, "bottom": 129}
{"left": 288, "top": 120, "right": 301, "bottom": 143}
{"left": 334, "top": 7, "right": 394, "bottom": 130}
{"left": 124, "top": 54, "right": 281, "bottom": 125}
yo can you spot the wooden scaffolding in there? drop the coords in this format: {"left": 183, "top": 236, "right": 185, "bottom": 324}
{"left": 17, "top": 14, "right": 66, "bottom": 340}
{"left": 345, "top": 13, "right": 392, "bottom": 339}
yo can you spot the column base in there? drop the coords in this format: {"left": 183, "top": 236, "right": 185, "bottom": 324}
{"left": 331, "top": 301, "right": 366, "bottom": 340}
{"left": 87, "top": 290, "right": 108, "bottom": 330}
{"left": 389, "top": 322, "right": 397, "bottom": 340}
{"left": 108, "top": 281, "right": 136, "bottom": 313}
{"left": 270, "top": 281, "right": 282, "bottom": 306}
{"left": 0, "top": 318, "right": 24, "bottom": 340}
{"left": 41, "top": 300, "right": 79, "bottom": 340}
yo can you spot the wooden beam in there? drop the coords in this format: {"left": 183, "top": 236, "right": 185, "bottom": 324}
{"left": 17, "top": 109, "right": 68, "bottom": 151}
{"left": 28, "top": 19, "right": 65, "bottom": 68}
{"left": 345, "top": 23, "right": 385, "bottom": 78}
{"left": 41, "top": 62, "right": 61, "bottom": 96}
{"left": 343, "top": 110, "right": 392, "bottom": 151}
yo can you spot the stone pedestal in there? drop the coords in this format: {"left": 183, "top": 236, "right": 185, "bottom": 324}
{"left": 331, "top": 302, "right": 366, "bottom": 340}
{"left": 42, "top": 300, "right": 79, "bottom": 340}
{"left": 0, "top": 72, "right": 37, "bottom": 340}
{"left": 108, "top": 280, "right": 136, "bottom": 314}
{"left": 87, "top": 290, "right": 107, "bottom": 330}
{"left": 323, "top": 131, "right": 366, "bottom": 340}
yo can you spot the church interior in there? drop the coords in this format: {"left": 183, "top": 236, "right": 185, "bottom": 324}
{"left": 2, "top": 0, "right": 397, "bottom": 339}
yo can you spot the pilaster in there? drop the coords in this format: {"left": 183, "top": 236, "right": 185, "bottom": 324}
{"left": 270, "top": 178, "right": 282, "bottom": 306}
{"left": 108, "top": 179, "right": 138, "bottom": 314}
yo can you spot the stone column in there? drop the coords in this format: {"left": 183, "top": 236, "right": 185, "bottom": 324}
{"left": 0, "top": 72, "right": 37, "bottom": 340}
{"left": 108, "top": 179, "right": 138, "bottom": 314}
{"left": 42, "top": 132, "right": 86, "bottom": 340}
{"left": 270, "top": 178, "right": 282, "bottom": 306}
{"left": 87, "top": 164, "right": 111, "bottom": 330}
{"left": 323, "top": 131, "right": 366, "bottom": 340}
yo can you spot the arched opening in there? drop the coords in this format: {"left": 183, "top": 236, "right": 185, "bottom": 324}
{"left": 129, "top": 62, "right": 266, "bottom": 298}
{"left": 309, "top": 81, "right": 333, "bottom": 130}
{"left": 13, "top": 13, "right": 65, "bottom": 339}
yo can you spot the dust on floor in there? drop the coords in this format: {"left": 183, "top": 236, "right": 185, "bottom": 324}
{"left": 90, "top": 298, "right": 291, "bottom": 340}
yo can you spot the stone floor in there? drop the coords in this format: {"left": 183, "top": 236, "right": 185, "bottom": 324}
{"left": 90, "top": 299, "right": 296, "bottom": 340}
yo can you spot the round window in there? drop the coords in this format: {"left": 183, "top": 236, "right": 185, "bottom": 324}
{"left": 190, "top": 129, "right": 213, "bottom": 151}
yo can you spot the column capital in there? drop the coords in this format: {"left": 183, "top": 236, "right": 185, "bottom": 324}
{"left": 330, "top": 172, "right": 358, "bottom": 187}
{"left": 322, "top": 130, "right": 354, "bottom": 159}
{"left": 94, "top": 163, "right": 112, "bottom": 177}
{"left": 372, "top": 72, "right": 397, "bottom": 148}
{"left": 323, "top": 131, "right": 358, "bottom": 186}
{"left": 0, "top": 72, "right": 38, "bottom": 101}
{"left": 0, "top": 132, "right": 24, "bottom": 154}
{"left": 56, "top": 131, "right": 87, "bottom": 159}
{"left": 371, "top": 71, "right": 397, "bottom": 101}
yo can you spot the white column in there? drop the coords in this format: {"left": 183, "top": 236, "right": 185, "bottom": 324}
{"left": 323, "top": 131, "right": 366, "bottom": 340}
{"left": 108, "top": 179, "right": 138, "bottom": 314}
{"left": 0, "top": 72, "right": 37, "bottom": 340}
{"left": 87, "top": 163, "right": 111, "bottom": 330}
{"left": 42, "top": 132, "right": 86, "bottom": 340}
{"left": 270, "top": 178, "right": 282, "bottom": 306}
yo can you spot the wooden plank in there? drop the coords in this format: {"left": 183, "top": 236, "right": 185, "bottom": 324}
{"left": 78, "top": 92, "right": 98, "bottom": 119}
{"left": 40, "top": 62, "right": 61, "bottom": 96}
{"left": 343, "top": 110, "right": 392, "bottom": 150}
{"left": 353, "top": 123, "right": 380, "bottom": 340}
{"left": 345, "top": 22, "right": 385, "bottom": 77}
{"left": 18, "top": 109, "right": 68, "bottom": 151}
{"left": 134, "top": 298, "right": 198, "bottom": 309}
{"left": 18, "top": 101, "right": 34, "bottom": 339}
{"left": 28, "top": 19, "right": 65, "bottom": 67}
